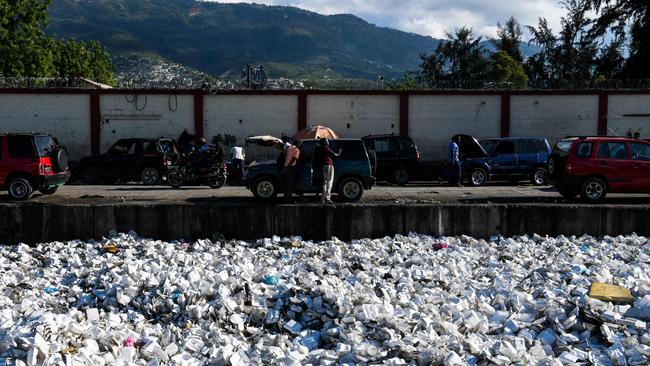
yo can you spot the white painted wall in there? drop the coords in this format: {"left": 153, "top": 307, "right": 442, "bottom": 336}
{"left": 204, "top": 95, "right": 298, "bottom": 161}
{"left": 409, "top": 95, "right": 501, "bottom": 160}
{"left": 608, "top": 95, "right": 650, "bottom": 137}
{"left": 307, "top": 95, "right": 399, "bottom": 138}
{"left": 511, "top": 95, "right": 598, "bottom": 145}
{"left": 0, "top": 94, "right": 90, "bottom": 159}
{"left": 99, "top": 94, "right": 194, "bottom": 154}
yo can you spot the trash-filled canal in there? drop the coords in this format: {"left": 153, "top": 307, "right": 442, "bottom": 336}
{"left": 1, "top": 232, "right": 649, "bottom": 365}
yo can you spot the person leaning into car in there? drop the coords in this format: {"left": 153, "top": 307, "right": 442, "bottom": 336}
{"left": 283, "top": 139, "right": 301, "bottom": 201}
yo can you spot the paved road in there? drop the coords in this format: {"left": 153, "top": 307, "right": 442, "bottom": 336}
{"left": 4, "top": 183, "right": 650, "bottom": 205}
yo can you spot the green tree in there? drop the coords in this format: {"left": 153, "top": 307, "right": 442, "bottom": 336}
{"left": 589, "top": 0, "right": 650, "bottom": 78}
{"left": 595, "top": 37, "right": 625, "bottom": 79}
{"left": 0, "top": 0, "right": 55, "bottom": 76}
{"left": 492, "top": 16, "right": 524, "bottom": 62}
{"left": 419, "top": 27, "right": 489, "bottom": 86}
{"left": 526, "top": 0, "right": 598, "bottom": 81}
{"left": 489, "top": 50, "right": 528, "bottom": 87}
{"left": 0, "top": 0, "right": 114, "bottom": 83}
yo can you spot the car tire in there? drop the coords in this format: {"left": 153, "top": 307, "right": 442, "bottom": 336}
{"left": 557, "top": 186, "right": 579, "bottom": 199}
{"left": 53, "top": 149, "right": 69, "bottom": 172}
{"left": 337, "top": 177, "right": 364, "bottom": 202}
{"left": 252, "top": 177, "right": 278, "bottom": 200}
{"left": 141, "top": 167, "right": 161, "bottom": 186}
{"left": 580, "top": 177, "right": 607, "bottom": 203}
{"left": 392, "top": 166, "right": 409, "bottom": 186}
{"left": 39, "top": 186, "right": 58, "bottom": 195}
{"left": 167, "top": 170, "right": 184, "bottom": 189}
{"left": 8, "top": 177, "right": 34, "bottom": 200}
{"left": 531, "top": 167, "right": 548, "bottom": 186}
{"left": 82, "top": 166, "right": 100, "bottom": 185}
{"left": 469, "top": 168, "right": 488, "bottom": 187}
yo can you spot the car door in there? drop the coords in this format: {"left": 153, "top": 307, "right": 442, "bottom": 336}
{"left": 595, "top": 141, "right": 634, "bottom": 191}
{"left": 372, "top": 137, "right": 400, "bottom": 177}
{"left": 295, "top": 141, "right": 314, "bottom": 192}
{"left": 104, "top": 139, "right": 138, "bottom": 178}
{"left": 628, "top": 141, "right": 650, "bottom": 191}
{"left": 490, "top": 140, "right": 518, "bottom": 175}
{"left": 515, "top": 140, "right": 537, "bottom": 175}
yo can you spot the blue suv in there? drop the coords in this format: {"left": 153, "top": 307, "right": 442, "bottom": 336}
{"left": 452, "top": 134, "right": 551, "bottom": 186}
{"left": 245, "top": 138, "right": 375, "bottom": 202}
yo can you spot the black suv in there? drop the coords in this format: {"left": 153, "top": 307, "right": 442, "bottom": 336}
{"left": 79, "top": 138, "right": 177, "bottom": 185}
{"left": 362, "top": 134, "right": 420, "bottom": 185}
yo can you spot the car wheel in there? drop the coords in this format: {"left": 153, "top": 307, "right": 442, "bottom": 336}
{"left": 337, "top": 177, "right": 364, "bottom": 202}
{"left": 82, "top": 166, "right": 100, "bottom": 185}
{"left": 141, "top": 167, "right": 161, "bottom": 186}
{"left": 392, "top": 166, "right": 409, "bottom": 186}
{"left": 532, "top": 167, "right": 547, "bottom": 186}
{"left": 556, "top": 185, "right": 579, "bottom": 198}
{"left": 252, "top": 177, "right": 278, "bottom": 200}
{"left": 39, "top": 186, "right": 58, "bottom": 195}
{"left": 580, "top": 177, "right": 607, "bottom": 203}
{"left": 8, "top": 177, "right": 33, "bottom": 200}
{"left": 469, "top": 168, "right": 487, "bottom": 187}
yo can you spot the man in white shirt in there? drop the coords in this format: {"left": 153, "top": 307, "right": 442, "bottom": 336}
{"left": 230, "top": 143, "right": 246, "bottom": 180}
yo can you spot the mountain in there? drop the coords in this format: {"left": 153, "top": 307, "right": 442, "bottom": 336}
{"left": 46, "top": 0, "right": 540, "bottom": 81}
{"left": 46, "top": 0, "right": 443, "bottom": 80}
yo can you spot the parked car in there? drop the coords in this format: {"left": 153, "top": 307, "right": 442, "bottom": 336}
{"left": 79, "top": 138, "right": 177, "bottom": 185}
{"left": 453, "top": 134, "right": 551, "bottom": 186}
{"left": 362, "top": 134, "right": 420, "bottom": 185}
{"left": 245, "top": 138, "right": 375, "bottom": 202}
{"left": 0, "top": 133, "right": 70, "bottom": 200}
{"left": 547, "top": 136, "right": 650, "bottom": 202}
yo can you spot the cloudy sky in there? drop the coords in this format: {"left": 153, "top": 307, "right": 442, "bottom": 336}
{"left": 213, "top": 0, "right": 566, "bottom": 39}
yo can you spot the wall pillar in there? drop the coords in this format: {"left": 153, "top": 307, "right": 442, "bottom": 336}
{"left": 298, "top": 91, "right": 307, "bottom": 131}
{"left": 598, "top": 93, "right": 608, "bottom": 135}
{"left": 500, "top": 93, "right": 511, "bottom": 137}
{"left": 90, "top": 92, "right": 101, "bottom": 155}
{"left": 193, "top": 91, "right": 204, "bottom": 138}
{"left": 399, "top": 93, "right": 409, "bottom": 135}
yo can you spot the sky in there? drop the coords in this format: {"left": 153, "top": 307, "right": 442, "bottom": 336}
{"left": 212, "top": 0, "right": 567, "bottom": 39}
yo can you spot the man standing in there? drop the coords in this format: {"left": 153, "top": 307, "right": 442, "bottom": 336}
{"left": 230, "top": 140, "right": 246, "bottom": 180}
{"left": 283, "top": 139, "right": 301, "bottom": 201}
{"left": 448, "top": 138, "right": 463, "bottom": 187}
{"left": 314, "top": 138, "right": 341, "bottom": 204}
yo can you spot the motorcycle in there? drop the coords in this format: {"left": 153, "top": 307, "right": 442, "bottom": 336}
{"left": 165, "top": 150, "right": 227, "bottom": 189}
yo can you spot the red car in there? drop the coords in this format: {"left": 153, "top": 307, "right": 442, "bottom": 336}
{"left": 547, "top": 136, "right": 650, "bottom": 202}
{"left": 0, "top": 133, "right": 70, "bottom": 200}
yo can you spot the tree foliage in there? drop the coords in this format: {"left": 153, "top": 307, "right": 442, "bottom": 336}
{"left": 493, "top": 16, "right": 523, "bottom": 62}
{"left": 589, "top": 0, "right": 650, "bottom": 78}
{"left": 0, "top": 0, "right": 114, "bottom": 84}
{"left": 490, "top": 50, "right": 528, "bottom": 85}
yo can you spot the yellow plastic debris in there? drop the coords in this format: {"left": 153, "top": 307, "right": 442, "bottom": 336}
{"left": 589, "top": 282, "right": 634, "bottom": 303}
{"left": 103, "top": 244, "right": 120, "bottom": 254}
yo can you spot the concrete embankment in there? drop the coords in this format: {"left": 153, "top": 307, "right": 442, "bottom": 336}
{"left": 1, "top": 202, "right": 649, "bottom": 244}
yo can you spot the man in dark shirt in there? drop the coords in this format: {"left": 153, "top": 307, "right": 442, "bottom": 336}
{"left": 314, "top": 138, "right": 341, "bottom": 204}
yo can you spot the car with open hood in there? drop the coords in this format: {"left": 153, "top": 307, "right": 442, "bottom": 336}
{"left": 452, "top": 134, "right": 551, "bottom": 186}
{"left": 244, "top": 137, "right": 375, "bottom": 202}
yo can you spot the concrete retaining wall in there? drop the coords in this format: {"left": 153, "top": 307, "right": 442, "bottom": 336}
{"left": 2, "top": 90, "right": 650, "bottom": 163}
{"left": 1, "top": 202, "right": 648, "bottom": 244}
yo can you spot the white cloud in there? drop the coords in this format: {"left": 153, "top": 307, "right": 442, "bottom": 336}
{"left": 209, "top": 0, "right": 567, "bottom": 39}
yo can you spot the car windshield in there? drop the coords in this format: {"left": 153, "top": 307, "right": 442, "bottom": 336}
{"left": 553, "top": 139, "right": 575, "bottom": 157}
{"left": 480, "top": 140, "right": 498, "bottom": 155}
{"left": 34, "top": 136, "right": 56, "bottom": 157}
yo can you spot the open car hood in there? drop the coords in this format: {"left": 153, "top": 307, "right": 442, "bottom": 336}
{"left": 451, "top": 134, "right": 488, "bottom": 159}
{"left": 245, "top": 135, "right": 283, "bottom": 149}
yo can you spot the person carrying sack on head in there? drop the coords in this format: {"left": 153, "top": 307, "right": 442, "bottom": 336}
{"left": 315, "top": 138, "right": 341, "bottom": 204}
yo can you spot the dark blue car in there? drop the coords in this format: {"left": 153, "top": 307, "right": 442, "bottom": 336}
{"left": 452, "top": 134, "right": 551, "bottom": 187}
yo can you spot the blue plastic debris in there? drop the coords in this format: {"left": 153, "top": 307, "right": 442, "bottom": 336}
{"left": 263, "top": 274, "right": 280, "bottom": 286}
{"left": 44, "top": 287, "right": 58, "bottom": 294}
{"left": 170, "top": 290, "right": 182, "bottom": 300}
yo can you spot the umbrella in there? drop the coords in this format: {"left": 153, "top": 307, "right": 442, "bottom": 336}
{"left": 245, "top": 135, "right": 284, "bottom": 149}
{"left": 293, "top": 125, "right": 339, "bottom": 140}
